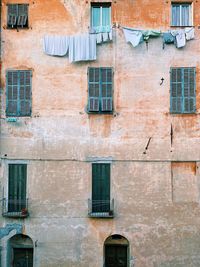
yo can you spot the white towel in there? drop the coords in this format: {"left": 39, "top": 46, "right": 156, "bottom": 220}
{"left": 123, "top": 28, "right": 143, "bottom": 47}
{"left": 69, "top": 34, "right": 96, "bottom": 63}
{"left": 43, "top": 36, "right": 69, "bottom": 56}
{"left": 185, "top": 27, "right": 195, "bottom": 41}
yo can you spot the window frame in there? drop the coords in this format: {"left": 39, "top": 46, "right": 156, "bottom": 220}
{"left": 171, "top": 2, "right": 193, "bottom": 27}
{"left": 91, "top": 2, "right": 111, "bottom": 32}
{"left": 170, "top": 67, "right": 196, "bottom": 114}
{"left": 7, "top": 3, "right": 29, "bottom": 29}
{"left": 6, "top": 70, "right": 32, "bottom": 117}
{"left": 87, "top": 67, "right": 113, "bottom": 114}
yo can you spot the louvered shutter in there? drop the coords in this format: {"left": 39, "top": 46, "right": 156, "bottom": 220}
{"left": 6, "top": 71, "right": 18, "bottom": 116}
{"left": 7, "top": 4, "right": 17, "bottom": 28}
{"left": 183, "top": 68, "right": 196, "bottom": 113}
{"left": 88, "top": 68, "right": 100, "bottom": 112}
{"left": 101, "top": 68, "right": 113, "bottom": 112}
{"left": 8, "top": 164, "right": 27, "bottom": 212}
{"left": 171, "top": 68, "right": 183, "bottom": 113}
{"left": 17, "top": 4, "right": 28, "bottom": 27}
{"left": 92, "top": 163, "right": 110, "bottom": 212}
{"left": 19, "top": 71, "right": 32, "bottom": 116}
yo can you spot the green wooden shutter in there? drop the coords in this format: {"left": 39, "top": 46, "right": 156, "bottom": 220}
{"left": 183, "top": 68, "right": 196, "bottom": 113}
{"left": 101, "top": 68, "right": 113, "bottom": 112}
{"left": 6, "top": 71, "right": 18, "bottom": 116}
{"left": 19, "top": 71, "right": 32, "bottom": 116}
{"left": 170, "top": 68, "right": 182, "bottom": 113}
{"left": 7, "top": 4, "right": 18, "bottom": 28}
{"left": 17, "top": 4, "right": 28, "bottom": 27}
{"left": 92, "top": 163, "right": 110, "bottom": 212}
{"left": 8, "top": 164, "right": 27, "bottom": 212}
{"left": 88, "top": 68, "right": 100, "bottom": 112}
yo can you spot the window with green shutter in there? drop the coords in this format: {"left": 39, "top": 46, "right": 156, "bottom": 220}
{"left": 8, "top": 164, "right": 27, "bottom": 212}
{"left": 7, "top": 4, "right": 28, "bottom": 29}
{"left": 6, "top": 70, "right": 32, "bottom": 117}
{"left": 92, "top": 163, "right": 110, "bottom": 213}
{"left": 91, "top": 3, "right": 111, "bottom": 33}
{"left": 170, "top": 67, "right": 196, "bottom": 114}
{"left": 88, "top": 67, "right": 113, "bottom": 113}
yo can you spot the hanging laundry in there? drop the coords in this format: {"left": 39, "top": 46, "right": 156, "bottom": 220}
{"left": 163, "top": 32, "right": 174, "bottom": 44}
{"left": 69, "top": 34, "right": 96, "bottom": 63}
{"left": 43, "top": 36, "right": 69, "bottom": 56}
{"left": 90, "top": 28, "right": 112, "bottom": 44}
{"left": 185, "top": 27, "right": 195, "bottom": 41}
{"left": 171, "top": 29, "right": 186, "bottom": 48}
{"left": 123, "top": 28, "right": 143, "bottom": 47}
{"left": 142, "top": 30, "right": 162, "bottom": 41}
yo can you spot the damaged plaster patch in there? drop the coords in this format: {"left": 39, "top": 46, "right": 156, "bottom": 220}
{"left": 60, "top": 0, "right": 88, "bottom": 30}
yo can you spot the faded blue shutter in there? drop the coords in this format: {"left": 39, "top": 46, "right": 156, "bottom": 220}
{"left": 6, "top": 71, "right": 18, "bottom": 116}
{"left": 88, "top": 68, "right": 100, "bottom": 112}
{"left": 183, "top": 68, "right": 196, "bottom": 113}
{"left": 17, "top": 4, "right": 28, "bottom": 27}
{"left": 172, "top": 4, "right": 180, "bottom": 26}
{"left": 92, "top": 6, "right": 100, "bottom": 30}
{"left": 19, "top": 70, "right": 32, "bottom": 116}
{"left": 170, "top": 68, "right": 182, "bottom": 113}
{"left": 102, "top": 6, "right": 111, "bottom": 32}
{"left": 7, "top": 4, "right": 17, "bottom": 28}
{"left": 101, "top": 68, "right": 113, "bottom": 112}
{"left": 182, "top": 4, "right": 190, "bottom": 26}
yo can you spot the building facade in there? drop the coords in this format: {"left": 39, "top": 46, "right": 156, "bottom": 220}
{"left": 0, "top": 0, "right": 200, "bottom": 266}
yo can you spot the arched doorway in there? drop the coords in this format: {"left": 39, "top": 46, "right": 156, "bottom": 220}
{"left": 8, "top": 234, "right": 33, "bottom": 267}
{"left": 104, "top": 234, "right": 129, "bottom": 267}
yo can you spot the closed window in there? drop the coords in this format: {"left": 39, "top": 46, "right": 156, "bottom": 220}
{"left": 88, "top": 67, "right": 113, "bottom": 113}
{"left": 8, "top": 164, "right": 27, "bottom": 213}
{"left": 170, "top": 67, "right": 196, "bottom": 113}
{"left": 91, "top": 3, "right": 111, "bottom": 33}
{"left": 7, "top": 4, "right": 28, "bottom": 29}
{"left": 92, "top": 163, "right": 110, "bottom": 213}
{"left": 6, "top": 70, "right": 32, "bottom": 117}
{"left": 171, "top": 3, "right": 192, "bottom": 26}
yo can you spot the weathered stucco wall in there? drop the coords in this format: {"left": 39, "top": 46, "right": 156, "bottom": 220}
{"left": 1, "top": 0, "right": 200, "bottom": 266}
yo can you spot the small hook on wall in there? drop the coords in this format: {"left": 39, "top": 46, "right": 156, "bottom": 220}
{"left": 160, "top": 77, "right": 164, "bottom": 85}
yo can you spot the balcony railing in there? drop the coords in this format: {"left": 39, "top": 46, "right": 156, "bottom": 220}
{"left": 2, "top": 198, "right": 29, "bottom": 218}
{"left": 88, "top": 199, "right": 114, "bottom": 218}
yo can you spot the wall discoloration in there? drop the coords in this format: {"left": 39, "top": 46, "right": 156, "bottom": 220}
{"left": 1, "top": 0, "right": 200, "bottom": 266}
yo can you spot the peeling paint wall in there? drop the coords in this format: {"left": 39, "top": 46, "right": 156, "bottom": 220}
{"left": 1, "top": 0, "right": 200, "bottom": 266}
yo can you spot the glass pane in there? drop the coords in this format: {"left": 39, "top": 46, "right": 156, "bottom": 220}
{"left": 92, "top": 7, "right": 100, "bottom": 27}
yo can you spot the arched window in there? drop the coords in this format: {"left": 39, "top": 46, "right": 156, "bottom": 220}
{"left": 104, "top": 234, "right": 129, "bottom": 267}
{"left": 8, "top": 234, "right": 33, "bottom": 267}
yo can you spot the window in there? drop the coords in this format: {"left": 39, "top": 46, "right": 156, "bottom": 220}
{"left": 171, "top": 3, "right": 192, "bottom": 26}
{"left": 2, "top": 164, "right": 28, "bottom": 217}
{"left": 88, "top": 67, "right": 113, "bottom": 113}
{"left": 170, "top": 67, "right": 196, "bottom": 113}
{"left": 89, "top": 163, "right": 114, "bottom": 216}
{"left": 91, "top": 3, "right": 111, "bottom": 32}
{"left": 6, "top": 70, "right": 32, "bottom": 117}
{"left": 7, "top": 4, "right": 28, "bottom": 29}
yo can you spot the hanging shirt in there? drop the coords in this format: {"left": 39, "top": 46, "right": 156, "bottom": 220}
{"left": 69, "top": 34, "right": 96, "bottom": 63}
{"left": 123, "top": 28, "right": 143, "bottom": 47}
{"left": 43, "top": 36, "right": 69, "bottom": 56}
{"left": 171, "top": 29, "right": 186, "bottom": 48}
{"left": 185, "top": 27, "right": 195, "bottom": 41}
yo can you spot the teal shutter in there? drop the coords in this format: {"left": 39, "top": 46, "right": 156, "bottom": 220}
{"left": 8, "top": 164, "right": 27, "bottom": 212}
{"left": 17, "top": 4, "right": 28, "bottom": 27}
{"left": 92, "top": 163, "right": 110, "bottom": 212}
{"left": 92, "top": 7, "right": 100, "bottom": 29}
{"left": 19, "top": 71, "right": 32, "bottom": 116}
{"left": 101, "top": 68, "right": 113, "bottom": 112}
{"left": 102, "top": 6, "right": 111, "bottom": 32}
{"left": 88, "top": 68, "right": 100, "bottom": 111}
{"left": 7, "top": 4, "right": 18, "bottom": 28}
{"left": 6, "top": 71, "right": 18, "bottom": 116}
{"left": 170, "top": 68, "right": 195, "bottom": 113}
{"left": 6, "top": 70, "right": 32, "bottom": 116}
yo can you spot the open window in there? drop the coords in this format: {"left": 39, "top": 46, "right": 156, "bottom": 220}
{"left": 7, "top": 4, "right": 29, "bottom": 29}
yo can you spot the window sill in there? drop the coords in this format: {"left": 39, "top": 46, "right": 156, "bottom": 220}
{"left": 87, "top": 110, "right": 114, "bottom": 115}
{"left": 170, "top": 25, "right": 194, "bottom": 28}
{"left": 6, "top": 27, "right": 29, "bottom": 30}
{"left": 2, "top": 211, "right": 29, "bottom": 218}
{"left": 88, "top": 211, "right": 114, "bottom": 218}
{"left": 170, "top": 112, "right": 197, "bottom": 115}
